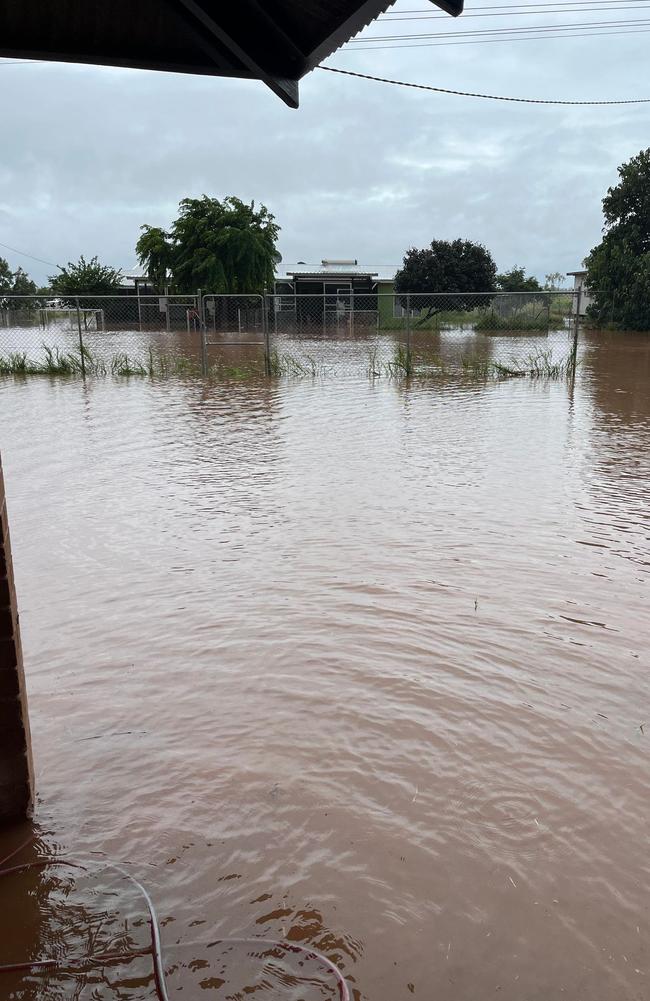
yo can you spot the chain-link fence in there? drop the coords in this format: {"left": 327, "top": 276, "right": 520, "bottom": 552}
{"left": 268, "top": 290, "right": 580, "bottom": 377}
{"left": 202, "top": 294, "right": 270, "bottom": 376}
{"left": 0, "top": 290, "right": 581, "bottom": 379}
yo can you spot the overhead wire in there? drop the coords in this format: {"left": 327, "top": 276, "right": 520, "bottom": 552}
{"left": 383, "top": 0, "right": 650, "bottom": 11}
{"left": 350, "top": 15, "right": 650, "bottom": 41}
{"left": 0, "top": 240, "right": 57, "bottom": 268}
{"left": 318, "top": 64, "right": 650, "bottom": 104}
{"left": 382, "top": 3, "right": 650, "bottom": 18}
{"left": 339, "top": 25, "right": 650, "bottom": 46}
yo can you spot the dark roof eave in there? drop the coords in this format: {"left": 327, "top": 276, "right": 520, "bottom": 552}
{"left": 302, "top": 0, "right": 460, "bottom": 72}
{"left": 0, "top": 0, "right": 463, "bottom": 108}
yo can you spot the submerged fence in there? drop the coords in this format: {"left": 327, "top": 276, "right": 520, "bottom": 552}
{"left": 0, "top": 290, "right": 582, "bottom": 378}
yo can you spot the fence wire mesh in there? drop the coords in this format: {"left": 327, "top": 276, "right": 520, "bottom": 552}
{"left": 0, "top": 290, "right": 581, "bottom": 379}
{"left": 268, "top": 291, "right": 580, "bottom": 377}
{"left": 0, "top": 294, "right": 204, "bottom": 376}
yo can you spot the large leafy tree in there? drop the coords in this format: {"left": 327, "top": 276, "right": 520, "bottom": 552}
{"left": 585, "top": 148, "right": 650, "bottom": 329}
{"left": 496, "top": 266, "right": 541, "bottom": 292}
{"left": 394, "top": 239, "right": 497, "bottom": 317}
{"left": 136, "top": 195, "right": 280, "bottom": 294}
{"left": 49, "top": 255, "right": 123, "bottom": 306}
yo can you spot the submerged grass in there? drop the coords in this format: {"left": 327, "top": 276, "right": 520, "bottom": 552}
{"left": 0, "top": 345, "right": 207, "bottom": 380}
{"left": 0, "top": 343, "right": 575, "bottom": 383}
{"left": 0, "top": 346, "right": 105, "bottom": 376}
{"left": 269, "top": 350, "right": 325, "bottom": 377}
{"left": 385, "top": 343, "right": 414, "bottom": 378}
{"left": 461, "top": 348, "right": 575, "bottom": 380}
{"left": 476, "top": 315, "right": 548, "bottom": 332}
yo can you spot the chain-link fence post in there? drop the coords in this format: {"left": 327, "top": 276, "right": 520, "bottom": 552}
{"left": 570, "top": 287, "right": 581, "bottom": 374}
{"left": 75, "top": 297, "right": 86, "bottom": 378}
{"left": 405, "top": 293, "right": 411, "bottom": 360}
{"left": 197, "top": 289, "right": 208, "bottom": 376}
{"left": 263, "top": 293, "right": 271, "bottom": 376}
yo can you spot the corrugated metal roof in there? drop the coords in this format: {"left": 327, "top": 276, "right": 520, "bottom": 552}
{"left": 123, "top": 261, "right": 399, "bottom": 285}
{"left": 276, "top": 262, "right": 397, "bottom": 281}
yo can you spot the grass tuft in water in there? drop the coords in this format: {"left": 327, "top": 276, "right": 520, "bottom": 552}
{"left": 0, "top": 346, "right": 106, "bottom": 376}
{"left": 385, "top": 343, "right": 414, "bottom": 378}
{"left": 269, "top": 350, "right": 323, "bottom": 377}
{"left": 0, "top": 345, "right": 208, "bottom": 380}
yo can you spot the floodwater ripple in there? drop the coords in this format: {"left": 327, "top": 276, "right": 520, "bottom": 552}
{"left": 0, "top": 331, "right": 649, "bottom": 1000}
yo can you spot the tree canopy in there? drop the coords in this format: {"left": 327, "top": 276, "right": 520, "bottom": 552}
{"left": 0, "top": 257, "right": 39, "bottom": 307}
{"left": 136, "top": 195, "right": 281, "bottom": 294}
{"left": 49, "top": 255, "right": 123, "bottom": 305}
{"left": 496, "top": 266, "right": 541, "bottom": 292}
{"left": 585, "top": 148, "right": 650, "bottom": 329}
{"left": 544, "top": 272, "right": 566, "bottom": 291}
{"left": 394, "top": 239, "right": 497, "bottom": 315}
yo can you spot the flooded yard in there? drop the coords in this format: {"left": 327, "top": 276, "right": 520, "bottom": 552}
{"left": 0, "top": 331, "right": 649, "bottom": 1000}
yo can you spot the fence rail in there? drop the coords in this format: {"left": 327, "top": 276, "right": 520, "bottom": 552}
{"left": 0, "top": 290, "right": 583, "bottom": 379}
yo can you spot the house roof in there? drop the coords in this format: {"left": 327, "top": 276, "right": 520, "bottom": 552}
{"left": 0, "top": 0, "right": 463, "bottom": 108}
{"left": 566, "top": 270, "right": 587, "bottom": 277}
{"left": 276, "top": 261, "right": 398, "bottom": 281}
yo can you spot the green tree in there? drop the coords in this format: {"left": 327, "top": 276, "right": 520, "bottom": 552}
{"left": 0, "top": 257, "right": 13, "bottom": 295}
{"left": 544, "top": 272, "right": 566, "bottom": 290}
{"left": 0, "top": 258, "right": 40, "bottom": 308}
{"left": 585, "top": 148, "right": 650, "bottom": 329}
{"left": 136, "top": 195, "right": 281, "bottom": 294}
{"left": 49, "top": 255, "right": 123, "bottom": 306}
{"left": 496, "top": 266, "right": 541, "bottom": 292}
{"left": 394, "top": 239, "right": 497, "bottom": 319}
{"left": 134, "top": 226, "right": 171, "bottom": 292}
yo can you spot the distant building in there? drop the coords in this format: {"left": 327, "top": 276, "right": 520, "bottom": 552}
{"left": 120, "top": 266, "right": 155, "bottom": 295}
{"left": 274, "top": 259, "right": 397, "bottom": 322}
{"left": 567, "top": 270, "right": 594, "bottom": 316}
{"left": 274, "top": 259, "right": 396, "bottom": 296}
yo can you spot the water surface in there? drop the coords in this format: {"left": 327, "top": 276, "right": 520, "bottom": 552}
{"left": 0, "top": 331, "right": 649, "bottom": 999}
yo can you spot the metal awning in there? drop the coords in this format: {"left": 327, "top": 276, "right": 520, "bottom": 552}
{"left": 0, "top": 0, "right": 463, "bottom": 108}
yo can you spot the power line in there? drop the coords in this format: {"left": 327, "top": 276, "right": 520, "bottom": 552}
{"left": 318, "top": 64, "right": 650, "bottom": 104}
{"left": 383, "top": 0, "right": 650, "bottom": 10}
{"left": 345, "top": 24, "right": 650, "bottom": 46}
{"left": 381, "top": 2, "right": 650, "bottom": 17}
{"left": 0, "top": 240, "right": 57, "bottom": 268}
{"left": 351, "top": 15, "right": 650, "bottom": 40}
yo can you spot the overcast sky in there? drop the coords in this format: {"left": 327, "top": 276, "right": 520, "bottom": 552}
{"left": 0, "top": 0, "right": 648, "bottom": 285}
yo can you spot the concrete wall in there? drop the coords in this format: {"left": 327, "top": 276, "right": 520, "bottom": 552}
{"left": 0, "top": 454, "right": 34, "bottom": 822}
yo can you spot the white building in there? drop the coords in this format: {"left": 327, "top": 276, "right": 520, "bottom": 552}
{"left": 566, "top": 270, "right": 594, "bottom": 317}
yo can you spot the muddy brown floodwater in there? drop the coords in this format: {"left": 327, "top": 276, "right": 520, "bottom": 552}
{"left": 0, "top": 330, "right": 649, "bottom": 1001}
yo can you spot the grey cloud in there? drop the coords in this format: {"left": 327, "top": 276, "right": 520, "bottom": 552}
{"left": 0, "top": 9, "right": 648, "bottom": 284}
